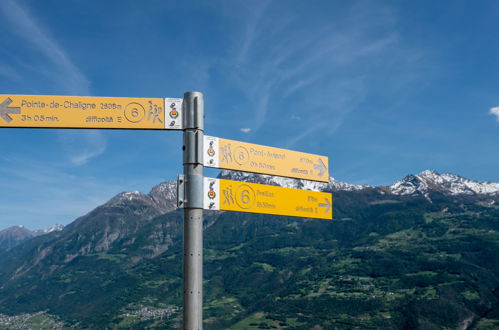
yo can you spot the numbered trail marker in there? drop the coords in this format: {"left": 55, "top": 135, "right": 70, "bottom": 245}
{"left": 0, "top": 95, "right": 183, "bottom": 129}
{"left": 203, "top": 177, "right": 332, "bottom": 220}
{"left": 204, "top": 136, "right": 329, "bottom": 182}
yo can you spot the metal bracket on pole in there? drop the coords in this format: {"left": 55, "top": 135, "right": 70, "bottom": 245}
{"left": 177, "top": 174, "right": 185, "bottom": 209}
{"left": 178, "top": 173, "right": 204, "bottom": 209}
{"left": 183, "top": 130, "right": 204, "bottom": 165}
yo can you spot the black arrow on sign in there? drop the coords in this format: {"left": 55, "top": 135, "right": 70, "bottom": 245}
{"left": 318, "top": 198, "right": 331, "bottom": 213}
{"left": 313, "top": 158, "right": 327, "bottom": 177}
{"left": 0, "top": 98, "right": 20, "bottom": 123}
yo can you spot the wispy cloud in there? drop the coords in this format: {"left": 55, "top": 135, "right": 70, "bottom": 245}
{"left": 57, "top": 130, "right": 107, "bottom": 165}
{"left": 216, "top": 1, "right": 426, "bottom": 148}
{"left": 240, "top": 128, "right": 252, "bottom": 133}
{"left": 0, "top": 0, "right": 90, "bottom": 95}
{"left": 0, "top": 1, "right": 102, "bottom": 164}
{"left": 285, "top": 123, "right": 328, "bottom": 149}
{"left": 490, "top": 106, "right": 499, "bottom": 122}
{"left": 235, "top": 0, "right": 271, "bottom": 64}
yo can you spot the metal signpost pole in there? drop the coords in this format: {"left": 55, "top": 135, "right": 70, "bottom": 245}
{"left": 182, "top": 91, "right": 204, "bottom": 330}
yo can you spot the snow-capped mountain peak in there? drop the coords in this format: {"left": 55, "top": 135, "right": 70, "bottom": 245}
{"left": 32, "top": 224, "right": 65, "bottom": 236}
{"left": 104, "top": 181, "right": 178, "bottom": 214}
{"left": 106, "top": 189, "right": 151, "bottom": 206}
{"left": 330, "top": 177, "right": 371, "bottom": 192}
{"left": 42, "top": 224, "right": 65, "bottom": 234}
{"left": 148, "top": 181, "right": 177, "bottom": 213}
{"left": 219, "top": 169, "right": 498, "bottom": 197}
{"left": 389, "top": 170, "right": 499, "bottom": 196}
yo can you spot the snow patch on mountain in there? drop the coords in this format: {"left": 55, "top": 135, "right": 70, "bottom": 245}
{"left": 106, "top": 191, "right": 149, "bottom": 206}
{"left": 35, "top": 224, "right": 65, "bottom": 235}
{"left": 390, "top": 170, "right": 499, "bottom": 196}
{"left": 218, "top": 170, "right": 370, "bottom": 192}
{"left": 0, "top": 224, "right": 65, "bottom": 249}
{"left": 105, "top": 181, "right": 178, "bottom": 214}
{"left": 149, "top": 181, "right": 177, "bottom": 200}
{"left": 148, "top": 181, "right": 177, "bottom": 213}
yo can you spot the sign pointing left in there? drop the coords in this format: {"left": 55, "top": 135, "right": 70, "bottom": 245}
{"left": 0, "top": 95, "right": 183, "bottom": 130}
{"left": 0, "top": 98, "right": 20, "bottom": 123}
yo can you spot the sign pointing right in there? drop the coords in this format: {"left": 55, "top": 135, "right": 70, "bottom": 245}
{"left": 314, "top": 158, "right": 327, "bottom": 178}
{"left": 203, "top": 177, "right": 332, "bottom": 220}
{"left": 318, "top": 198, "right": 331, "bottom": 213}
{"left": 204, "top": 136, "right": 329, "bottom": 183}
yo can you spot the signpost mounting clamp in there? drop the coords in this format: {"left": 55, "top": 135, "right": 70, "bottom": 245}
{"left": 177, "top": 174, "right": 186, "bottom": 209}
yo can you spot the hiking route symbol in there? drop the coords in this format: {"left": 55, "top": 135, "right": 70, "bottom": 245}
{"left": 0, "top": 98, "right": 20, "bottom": 123}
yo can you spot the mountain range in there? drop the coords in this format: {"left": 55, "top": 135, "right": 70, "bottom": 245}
{"left": 0, "top": 170, "right": 498, "bottom": 329}
{"left": 218, "top": 169, "right": 499, "bottom": 197}
{"left": 2, "top": 169, "right": 497, "bottom": 250}
{"left": 0, "top": 224, "right": 64, "bottom": 250}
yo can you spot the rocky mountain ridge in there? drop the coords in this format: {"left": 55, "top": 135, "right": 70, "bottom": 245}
{"left": 0, "top": 224, "right": 64, "bottom": 250}
{"left": 105, "top": 180, "right": 177, "bottom": 213}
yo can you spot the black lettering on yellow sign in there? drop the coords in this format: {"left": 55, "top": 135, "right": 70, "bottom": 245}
{"left": 217, "top": 179, "right": 332, "bottom": 219}
{"left": 0, "top": 95, "right": 179, "bottom": 130}
{"left": 209, "top": 137, "right": 329, "bottom": 182}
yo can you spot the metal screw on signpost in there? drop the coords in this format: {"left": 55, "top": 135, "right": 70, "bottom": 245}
{"left": 182, "top": 91, "right": 204, "bottom": 330}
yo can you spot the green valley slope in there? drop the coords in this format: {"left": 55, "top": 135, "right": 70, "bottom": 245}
{"left": 0, "top": 190, "right": 498, "bottom": 329}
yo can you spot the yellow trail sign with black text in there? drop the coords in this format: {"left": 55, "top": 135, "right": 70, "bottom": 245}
{"left": 204, "top": 136, "right": 329, "bottom": 182}
{"left": 203, "top": 178, "right": 332, "bottom": 220}
{"left": 0, "top": 95, "right": 183, "bottom": 129}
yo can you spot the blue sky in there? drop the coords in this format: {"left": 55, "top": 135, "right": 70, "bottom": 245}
{"left": 1, "top": 0, "right": 498, "bottom": 230}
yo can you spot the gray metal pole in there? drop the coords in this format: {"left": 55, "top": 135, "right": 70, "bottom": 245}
{"left": 182, "top": 91, "right": 204, "bottom": 330}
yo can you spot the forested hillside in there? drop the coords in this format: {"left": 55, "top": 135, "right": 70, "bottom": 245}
{"left": 1, "top": 187, "right": 498, "bottom": 329}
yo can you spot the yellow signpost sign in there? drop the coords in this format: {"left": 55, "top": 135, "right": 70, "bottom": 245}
{"left": 203, "top": 177, "right": 332, "bottom": 220}
{"left": 0, "top": 95, "right": 183, "bottom": 129}
{"left": 204, "top": 136, "right": 329, "bottom": 182}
